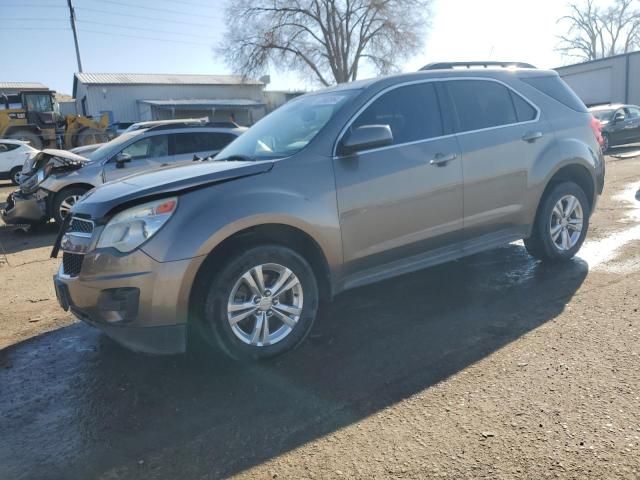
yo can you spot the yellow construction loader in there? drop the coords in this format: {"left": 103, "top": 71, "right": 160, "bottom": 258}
{"left": 0, "top": 89, "right": 110, "bottom": 150}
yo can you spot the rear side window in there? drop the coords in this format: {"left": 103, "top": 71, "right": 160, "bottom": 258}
{"left": 0, "top": 143, "right": 20, "bottom": 153}
{"left": 511, "top": 91, "right": 537, "bottom": 122}
{"left": 446, "top": 80, "right": 517, "bottom": 132}
{"left": 172, "top": 132, "right": 237, "bottom": 155}
{"left": 352, "top": 82, "right": 443, "bottom": 145}
{"left": 522, "top": 75, "right": 588, "bottom": 112}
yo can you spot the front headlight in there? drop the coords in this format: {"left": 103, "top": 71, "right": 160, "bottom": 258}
{"left": 97, "top": 197, "right": 178, "bottom": 253}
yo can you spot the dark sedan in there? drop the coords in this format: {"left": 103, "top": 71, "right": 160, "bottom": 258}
{"left": 590, "top": 104, "right": 640, "bottom": 152}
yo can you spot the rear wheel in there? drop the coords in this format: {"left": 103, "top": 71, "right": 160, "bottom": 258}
{"left": 524, "top": 181, "right": 590, "bottom": 261}
{"left": 9, "top": 167, "right": 21, "bottom": 185}
{"left": 51, "top": 187, "right": 89, "bottom": 224}
{"left": 8, "top": 130, "right": 43, "bottom": 150}
{"left": 197, "top": 245, "right": 319, "bottom": 361}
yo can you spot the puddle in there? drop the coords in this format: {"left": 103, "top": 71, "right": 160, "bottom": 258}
{"left": 578, "top": 181, "right": 640, "bottom": 270}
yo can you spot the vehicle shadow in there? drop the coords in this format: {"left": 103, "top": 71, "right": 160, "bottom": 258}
{"left": 0, "top": 244, "right": 588, "bottom": 480}
{"left": 0, "top": 222, "right": 58, "bottom": 255}
{"left": 608, "top": 144, "right": 640, "bottom": 158}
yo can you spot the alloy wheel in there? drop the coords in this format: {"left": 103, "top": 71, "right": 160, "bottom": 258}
{"left": 227, "top": 263, "right": 304, "bottom": 347}
{"left": 549, "top": 194, "right": 584, "bottom": 251}
{"left": 59, "top": 195, "right": 82, "bottom": 220}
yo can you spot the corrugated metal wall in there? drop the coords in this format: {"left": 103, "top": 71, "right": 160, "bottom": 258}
{"left": 76, "top": 83, "right": 264, "bottom": 122}
{"left": 556, "top": 52, "right": 640, "bottom": 106}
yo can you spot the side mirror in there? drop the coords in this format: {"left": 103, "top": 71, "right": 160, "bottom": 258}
{"left": 339, "top": 125, "right": 393, "bottom": 156}
{"left": 115, "top": 152, "right": 132, "bottom": 168}
{"left": 614, "top": 112, "right": 626, "bottom": 123}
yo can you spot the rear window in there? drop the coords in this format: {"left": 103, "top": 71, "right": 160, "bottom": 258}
{"left": 522, "top": 75, "right": 588, "bottom": 112}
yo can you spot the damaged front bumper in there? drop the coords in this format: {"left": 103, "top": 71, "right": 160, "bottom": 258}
{"left": 1, "top": 189, "right": 49, "bottom": 224}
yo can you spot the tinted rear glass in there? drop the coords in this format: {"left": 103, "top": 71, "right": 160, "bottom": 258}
{"left": 522, "top": 76, "right": 588, "bottom": 112}
{"left": 446, "top": 80, "right": 517, "bottom": 132}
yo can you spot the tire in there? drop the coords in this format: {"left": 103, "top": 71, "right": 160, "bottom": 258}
{"left": 198, "top": 245, "right": 320, "bottom": 361}
{"left": 51, "top": 187, "right": 89, "bottom": 224}
{"left": 9, "top": 167, "right": 22, "bottom": 186}
{"left": 8, "top": 130, "right": 43, "bottom": 150}
{"left": 602, "top": 133, "right": 610, "bottom": 153}
{"left": 524, "top": 181, "right": 590, "bottom": 261}
{"left": 74, "top": 128, "right": 109, "bottom": 147}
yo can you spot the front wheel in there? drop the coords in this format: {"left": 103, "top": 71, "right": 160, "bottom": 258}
{"left": 51, "top": 187, "right": 89, "bottom": 224}
{"left": 9, "top": 167, "right": 22, "bottom": 185}
{"left": 524, "top": 181, "right": 590, "bottom": 261}
{"left": 199, "top": 245, "right": 319, "bottom": 360}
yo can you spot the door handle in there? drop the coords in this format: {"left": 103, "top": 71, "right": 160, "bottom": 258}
{"left": 522, "top": 131, "right": 543, "bottom": 143}
{"left": 429, "top": 152, "right": 457, "bottom": 166}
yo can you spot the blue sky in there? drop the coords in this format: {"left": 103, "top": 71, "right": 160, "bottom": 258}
{"left": 2, "top": 0, "right": 573, "bottom": 95}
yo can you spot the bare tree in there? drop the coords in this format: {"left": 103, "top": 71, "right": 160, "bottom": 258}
{"left": 557, "top": 0, "right": 640, "bottom": 61}
{"left": 218, "top": 0, "right": 432, "bottom": 86}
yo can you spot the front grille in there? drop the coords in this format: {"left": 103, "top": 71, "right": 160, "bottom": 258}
{"left": 63, "top": 253, "right": 84, "bottom": 277}
{"left": 69, "top": 217, "right": 94, "bottom": 234}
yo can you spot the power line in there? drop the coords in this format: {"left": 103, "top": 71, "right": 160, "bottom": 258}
{"left": 4, "top": 18, "right": 69, "bottom": 21}
{"left": 76, "top": 6, "right": 214, "bottom": 28}
{"left": 78, "top": 28, "right": 214, "bottom": 46}
{"left": 154, "top": 0, "right": 222, "bottom": 8}
{"left": 77, "top": 19, "right": 220, "bottom": 39}
{"left": 1, "top": 27, "right": 69, "bottom": 31}
{"left": 79, "top": 0, "right": 223, "bottom": 20}
{"left": 1, "top": 3, "right": 66, "bottom": 7}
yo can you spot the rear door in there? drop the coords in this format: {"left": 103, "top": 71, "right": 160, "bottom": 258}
{"left": 170, "top": 131, "right": 238, "bottom": 163}
{"left": 444, "top": 78, "right": 554, "bottom": 243}
{"left": 102, "top": 134, "right": 170, "bottom": 182}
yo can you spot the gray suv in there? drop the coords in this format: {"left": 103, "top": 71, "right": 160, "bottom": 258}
{"left": 53, "top": 63, "right": 605, "bottom": 360}
{"left": 3, "top": 122, "right": 245, "bottom": 224}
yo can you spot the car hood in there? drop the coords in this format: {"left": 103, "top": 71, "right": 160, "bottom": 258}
{"left": 72, "top": 160, "right": 274, "bottom": 220}
{"left": 41, "top": 149, "right": 90, "bottom": 164}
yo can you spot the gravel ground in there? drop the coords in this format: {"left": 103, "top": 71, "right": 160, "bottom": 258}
{"left": 0, "top": 153, "right": 639, "bottom": 479}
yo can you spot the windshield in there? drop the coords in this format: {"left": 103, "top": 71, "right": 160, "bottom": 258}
{"left": 591, "top": 109, "right": 615, "bottom": 122}
{"left": 87, "top": 130, "right": 145, "bottom": 161}
{"left": 216, "top": 90, "right": 356, "bottom": 160}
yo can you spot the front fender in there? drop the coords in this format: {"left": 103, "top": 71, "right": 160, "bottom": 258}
{"left": 141, "top": 157, "right": 343, "bottom": 277}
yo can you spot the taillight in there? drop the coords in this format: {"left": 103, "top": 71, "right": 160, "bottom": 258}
{"left": 590, "top": 116, "right": 603, "bottom": 146}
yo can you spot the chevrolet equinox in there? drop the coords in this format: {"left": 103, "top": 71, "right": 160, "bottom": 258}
{"left": 53, "top": 63, "right": 605, "bottom": 360}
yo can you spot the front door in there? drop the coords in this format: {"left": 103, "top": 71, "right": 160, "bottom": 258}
{"left": 102, "top": 133, "right": 170, "bottom": 182}
{"left": 333, "top": 82, "right": 464, "bottom": 279}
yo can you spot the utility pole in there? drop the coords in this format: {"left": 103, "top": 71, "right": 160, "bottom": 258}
{"left": 67, "top": 0, "right": 83, "bottom": 72}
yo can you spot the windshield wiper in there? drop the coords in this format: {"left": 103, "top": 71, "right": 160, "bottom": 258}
{"left": 215, "top": 154, "right": 254, "bottom": 162}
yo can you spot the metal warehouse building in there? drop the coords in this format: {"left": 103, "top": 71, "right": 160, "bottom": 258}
{"left": 556, "top": 51, "right": 640, "bottom": 107}
{"left": 72, "top": 73, "right": 266, "bottom": 125}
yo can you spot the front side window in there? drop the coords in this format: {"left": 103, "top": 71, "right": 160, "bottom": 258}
{"left": 626, "top": 107, "right": 640, "bottom": 118}
{"left": 172, "top": 132, "right": 237, "bottom": 155}
{"left": 447, "top": 80, "right": 519, "bottom": 133}
{"left": 120, "top": 135, "right": 169, "bottom": 160}
{"left": 23, "top": 94, "right": 53, "bottom": 113}
{"left": 351, "top": 82, "right": 443, "bottom": 145}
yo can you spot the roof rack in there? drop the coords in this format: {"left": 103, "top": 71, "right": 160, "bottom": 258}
{"left": 421, "top": 61, "right": 536, "bottom": 71}
{"left": 145, "top": 121, "right": 240, "bottom": 132}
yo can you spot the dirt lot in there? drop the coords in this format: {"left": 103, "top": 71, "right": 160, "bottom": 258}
{"left": 1, "top": 152, "right": 639, "bottom": 479}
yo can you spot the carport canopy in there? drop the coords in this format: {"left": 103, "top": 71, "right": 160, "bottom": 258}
{"left": 138, "top": 98, "right": 265, "bottom": 124}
